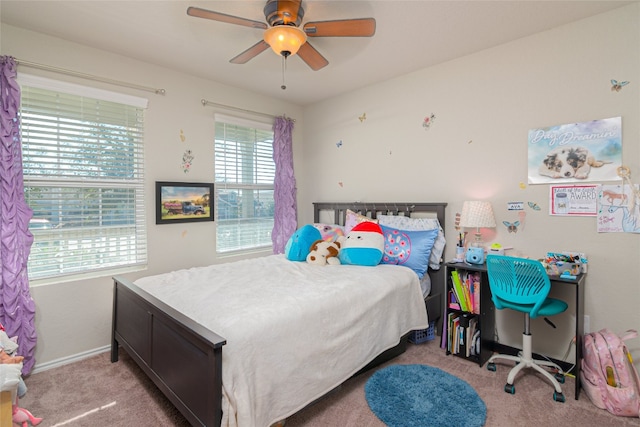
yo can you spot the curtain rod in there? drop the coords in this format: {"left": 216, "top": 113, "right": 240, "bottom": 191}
{"left": 201, "top": 99, "right": 295, "bottom": 122}
{"left": 15, "top": 58, "right": 166, "bottom": 95}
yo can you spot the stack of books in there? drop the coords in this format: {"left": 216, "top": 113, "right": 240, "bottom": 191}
{"left": 447, "top": 312, "right": 479, "bottom": 358}
{"left": 449, "top": 270, "right": 480, "bottom": 314}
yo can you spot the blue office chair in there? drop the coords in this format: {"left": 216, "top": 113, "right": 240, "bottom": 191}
{"left": 485, "top": 254, "right": 568, "bottom": 402}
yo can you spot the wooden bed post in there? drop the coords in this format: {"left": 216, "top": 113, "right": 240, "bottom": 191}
{"left": 111, "top": 276, "right": 226, "bottom": 427}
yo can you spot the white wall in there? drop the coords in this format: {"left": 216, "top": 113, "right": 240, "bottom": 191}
{"left": 1, "top": 25, "right": 304, "bottom": 368}
{"left": 2, "top": 3, "right": 639, "bottom": 370}
{"left": 299, "top": 4, "right": 640, "bottom": 364}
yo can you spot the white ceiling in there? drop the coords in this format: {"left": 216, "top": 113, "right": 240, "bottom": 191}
{"left": 1, "top": 1, "right": 634, "bottom": 106}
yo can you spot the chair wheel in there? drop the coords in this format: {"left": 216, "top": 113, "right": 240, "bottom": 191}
{"left": 553, "top": 391, "right": 565, "bottom": 402}
{"left": 504, "top": 383, "right": 515, "bottom": 394}
{"left": 555, "top": 373, "right": 565, "bottom": 384}
{"left": 487, "top": 363, "right": 496, "bottom": 372}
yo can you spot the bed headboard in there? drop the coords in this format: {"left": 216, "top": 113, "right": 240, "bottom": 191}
{"left": 313, "top": 201, "right": 448, "bottom": 333}
{"left": 313, "top": 202, "right": 446, "bottom": 231}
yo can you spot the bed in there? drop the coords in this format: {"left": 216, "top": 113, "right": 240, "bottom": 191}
{"left": 111, "top": 201, "right": 447, "bottom": 427}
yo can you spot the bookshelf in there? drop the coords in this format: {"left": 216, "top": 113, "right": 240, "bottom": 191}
{"left": 444, "top": 262, "right": 495, "bottom": 367}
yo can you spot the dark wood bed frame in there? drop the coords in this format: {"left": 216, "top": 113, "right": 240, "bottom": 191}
{"left": 111, "top": 201, "right": 446, "bottom": 427}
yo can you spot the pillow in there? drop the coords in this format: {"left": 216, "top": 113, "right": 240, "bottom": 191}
{"left": 284, "top": 225, "right": 322, "bottom": 262}
{"left": 312, "top": 223, "right": 345, "bottom": 242}
{"left": 344, "top": 209, "right": 378, "bottom": 234}
{"left": 379, "top": 224, "right": 439, "bottom": 279}
{"left": 339, "top": 221, "right": 384, "bottom": 266}
{"left": 377, "top": 215, "right": 446, "bottom": 270}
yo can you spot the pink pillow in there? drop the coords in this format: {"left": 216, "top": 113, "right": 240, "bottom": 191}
{"left": 312, "top": 223, "right": 345, "bottom": 242}
{"left": 344, "top": 209, "right": 378, "bottom": 234}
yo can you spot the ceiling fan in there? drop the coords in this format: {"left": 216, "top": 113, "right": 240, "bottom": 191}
{"left": 187, "top": 0, "right": 376, "bottom": 71}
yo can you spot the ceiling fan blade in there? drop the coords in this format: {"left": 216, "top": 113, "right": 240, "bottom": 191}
{"left": 304, "top": 18, "right": 376, "bottom": 37}
{"left": 187, "top": 6, "right": 267, "bottom": 29}
{"left": 297, "top": 42, "right": 329, "bottom": 71}
{"left": 230, "top": 41, "right": 270, "bottom": 64}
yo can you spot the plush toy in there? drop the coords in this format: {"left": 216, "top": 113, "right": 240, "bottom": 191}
{"left": 13, "top": 401, "right": 42, "bottom": 427}
{"left": 306, "top": 239, "right": 341, "bottom": 266}
{"left": 338, "top": 221, "right": 384, "bottom": 266}
{"left": 284, "top": 225, "right": 322, "bottom": 262}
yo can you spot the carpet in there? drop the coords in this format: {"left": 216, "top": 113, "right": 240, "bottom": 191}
{"left": 365, "top": 364, "right": 486, "bottom": 427}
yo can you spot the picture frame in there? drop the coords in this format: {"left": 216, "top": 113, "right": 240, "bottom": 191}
{"left": 155, "top": 181, "right": 214, "bottom": 224}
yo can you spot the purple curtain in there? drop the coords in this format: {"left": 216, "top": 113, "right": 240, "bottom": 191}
{"left": 271, "top": 116, "right": 297, "bottom": 254}
{"left": 0, "top": 55, "right": 36, "bottom": 374}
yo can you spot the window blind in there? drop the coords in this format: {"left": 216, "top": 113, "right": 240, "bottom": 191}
{"left": 20, "top": 83, "right": 147, "bottom": 281}
{"left": 214, "top": 118, "right": 275, "bottom": 253}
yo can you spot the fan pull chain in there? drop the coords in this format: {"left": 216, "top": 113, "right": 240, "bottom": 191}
{"left": 281, "top": 55, "right": 287, "bottom": 90}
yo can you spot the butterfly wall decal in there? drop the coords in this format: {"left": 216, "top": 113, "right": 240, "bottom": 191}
{"left": 359, "top": 113, "right": 366, "bottom": 123}
{"left": 528, "top": 202, "right": 541, "bottom": 211}
{"left": 503, "top": 221, "right": 520, "bottom": 233}
{"left": 182, "top": 149, "right": 194, "bottom": 173}
{"left": 611, "top": 79, "right": 629, "bottom": 92}
{"left": 336, "top": 140, "right": 343, "bottom": 148}
{"left": 423, "top": 113, "right": 436, "bottom": 130}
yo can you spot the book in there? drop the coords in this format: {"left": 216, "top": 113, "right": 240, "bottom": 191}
{"left": 451, "top": 270, "right": 470, "bottom": 312}
{"left": 465, "top": 273, "right": 473, "bottom": 313}
{"left": 447, "top": 312, "right": 459, "bottom": 353}
{"left": 467, "top": 316, "right": 478, "bottom": 357}
{"left": 473, "top": 276, "right": 481, "bottom": 314}
{"left": 448, "top": 290, "right": 461, "bottom": 310}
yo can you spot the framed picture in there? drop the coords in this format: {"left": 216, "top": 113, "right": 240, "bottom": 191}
{"left": 156, "top": 181, "right": 214, "bottom": 224}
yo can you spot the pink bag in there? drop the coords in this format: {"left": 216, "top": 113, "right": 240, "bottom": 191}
{"left": 581, "top": 328, "right": 640, "bottom": 417}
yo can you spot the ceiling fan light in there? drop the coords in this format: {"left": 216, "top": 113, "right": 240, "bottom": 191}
{"left": 263, "top": 25, "right": 307, "bottom": 57}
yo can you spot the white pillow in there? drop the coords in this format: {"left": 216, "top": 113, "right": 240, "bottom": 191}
{"left": 377, "top": 215, "right": 446, "bottom": 270}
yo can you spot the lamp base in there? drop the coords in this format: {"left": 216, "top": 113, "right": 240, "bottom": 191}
{"left": 471, "top": 231, "right": 485, "bottom": 248}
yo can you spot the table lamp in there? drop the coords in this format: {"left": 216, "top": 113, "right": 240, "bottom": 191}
{"left": 459, "top": 201, "right": 496, "bottom": 247}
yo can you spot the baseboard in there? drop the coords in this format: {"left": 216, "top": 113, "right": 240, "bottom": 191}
{"left": 30, "top": 345, "right": 110, "bottom": 375}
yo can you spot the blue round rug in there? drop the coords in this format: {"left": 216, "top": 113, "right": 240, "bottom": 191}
{"left": 365, "top": 364, "right": 486, "bottom": 427}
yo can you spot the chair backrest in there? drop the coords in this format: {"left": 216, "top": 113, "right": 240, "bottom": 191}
{"left": 486, "top": 254, "right": 551, "bottom": 318}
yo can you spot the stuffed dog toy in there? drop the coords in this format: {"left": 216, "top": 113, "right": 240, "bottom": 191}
{"left": 306, "top": 239, "right": 341, "bottom": 266}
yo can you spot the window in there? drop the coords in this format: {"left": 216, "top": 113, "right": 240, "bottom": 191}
{"left": 19, "top": 75, "right": 147, "bottom": 281}
{"left": 214, "top": 115, "right": 275, "bottom": 253}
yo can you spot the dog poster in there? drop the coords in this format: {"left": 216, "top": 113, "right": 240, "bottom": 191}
{"left": 528, "top": 117, "right": 622, "bottom": 184}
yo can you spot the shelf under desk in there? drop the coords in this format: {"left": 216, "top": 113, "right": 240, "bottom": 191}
{"left": 444, "top": 261, "right": 586, "bottom": 400}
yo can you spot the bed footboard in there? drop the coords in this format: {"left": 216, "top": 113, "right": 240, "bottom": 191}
{"left": 111, "top": 275, "right": 226, "bottom": 427}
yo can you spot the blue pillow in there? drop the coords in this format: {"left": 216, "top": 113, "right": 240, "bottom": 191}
{"left": 380, "top": 225, "right": 439, "bottom": 279}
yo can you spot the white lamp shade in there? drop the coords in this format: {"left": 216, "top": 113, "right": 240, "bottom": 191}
{"left": 263, "top": 25, "right": 307, "bottom": 56}
{"left": 459, "top": 201, "right": 496, "bottom": 229}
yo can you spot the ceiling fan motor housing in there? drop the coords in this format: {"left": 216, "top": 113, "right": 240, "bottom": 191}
{"left": 264, "top": 0, "right": 304, "bottom": 27}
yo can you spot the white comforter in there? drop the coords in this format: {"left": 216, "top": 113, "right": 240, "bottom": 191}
{"left": 135, "top": 254, "right": 429, "bottom": 427}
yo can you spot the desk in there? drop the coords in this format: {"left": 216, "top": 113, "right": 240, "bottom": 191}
{"left": 443, "top": 261, "right": 585, "bottom": 400}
